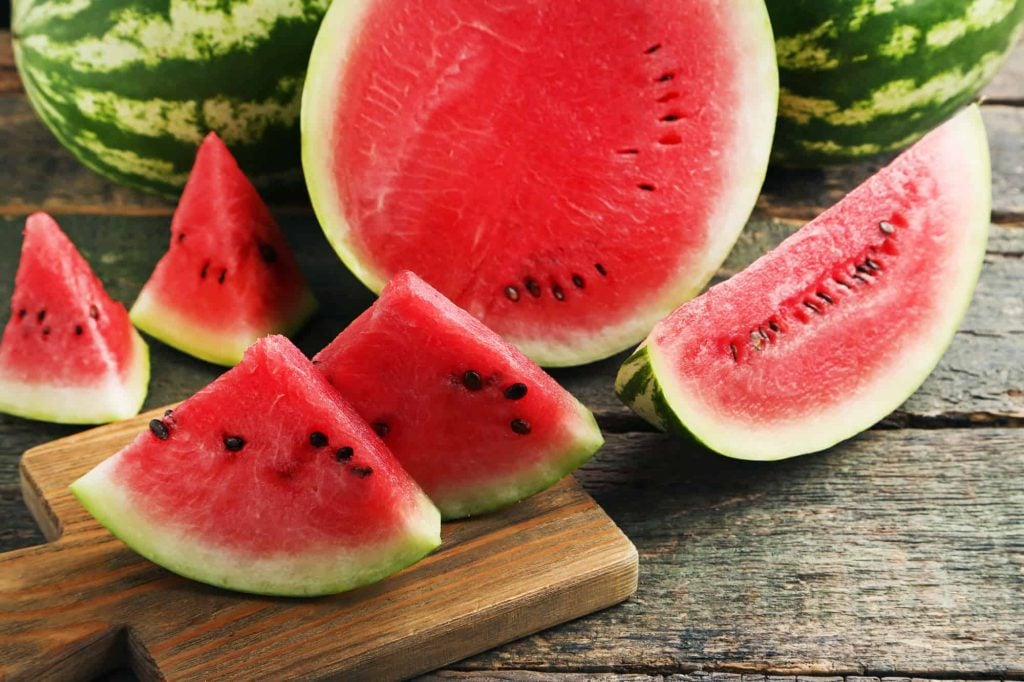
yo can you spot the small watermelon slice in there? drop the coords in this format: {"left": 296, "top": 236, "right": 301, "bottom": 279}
{"left": 131, "top": 132, "right": 317, "bottom": 366}
{"left": 616, "top": 106, "right": 991, "bottom": 461}
{"left": 301, "top": 0, "right": 778, "bottom": 367}
{"left": 71, "top": 335, "right": 441, "bottom": 597}
{"left": 313, "top": 272, "right": 604, "bottom": 519}
{"left": 0, "top": 213, "right": 149, "bottom": 424}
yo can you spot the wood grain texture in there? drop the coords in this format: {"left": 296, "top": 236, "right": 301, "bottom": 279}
{"left": 0, "top": 408, "right": 638, "bottom": 681}
{"left": 445, "top": 429, "right": 1024, "bottom": 676}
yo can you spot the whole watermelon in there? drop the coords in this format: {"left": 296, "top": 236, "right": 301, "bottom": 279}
{"left": 11, "top": 0, "right": 330, "bottom": 197}
{"left": 767, "top": 0, "right": 1024, "bottom": 166}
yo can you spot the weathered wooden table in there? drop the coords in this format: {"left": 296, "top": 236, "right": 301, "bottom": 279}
{"left": 1, "top": 29, "right": 1022, "bottom": 681}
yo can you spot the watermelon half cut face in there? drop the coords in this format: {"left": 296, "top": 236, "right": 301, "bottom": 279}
{"left": 314, "top": 272, "right": 604, "bottom": 519}
{"left": 302, "top": 0, "right": 778, "bottom": 366}
{"left": 616, "top": 106, "right": 991, "bottom": 460}
{"left": 71, "top": 336, "right": 441, "bottom": 597}
{"left": 0, "top": 213, "right": 149, "bottom": 424}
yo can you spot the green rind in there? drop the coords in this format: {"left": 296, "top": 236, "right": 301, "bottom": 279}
{"left": 617, "top": 106, "right": 991, "bottom": 461}
{"left": 433, "top": 400, "right": 605, "bottom": 520}
{"left": 69, "top": 454, "right": 442, "bottom": 597}
{"left": 767, "top": 0, "right": 1024, "bottom": 165}
{"left": 130, "top": 288, "right": 318, "bottom": 367}
{"left": 11, "top": 0, "right": 330, "bottom": 197}
{"left": 0, "top": 330, "right": 149, "bottom": 425}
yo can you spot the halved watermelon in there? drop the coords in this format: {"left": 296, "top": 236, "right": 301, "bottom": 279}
{"left": 131, "top": 133, "right": 317, "bottom": 366}
{"left": 301, "top": 0, "right": 778, "bottom": 367}
{"left": 0, "top": 213, "right": 149, "bottom": 424}
{"left": 71, "top": 335, "right": 441, "bottom": 597}
{"left": 313, "top": 272, "right": 604, "bottom": 519}
{"left": 616, "top": 106, "right": 990, "bottom": 460}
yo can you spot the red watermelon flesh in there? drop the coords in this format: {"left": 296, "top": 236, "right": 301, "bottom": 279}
{"left": 70, "top": 335, "right": 441, "bottom": 597}
{"left": 0, "top": 213, "right": 149, "bottom": 424}
{"left": 131, "top": 132, "right": 317, "bottom": 367}
{"left": 302, "top": 0, "right": 778, "bottom": 367}
{"left": 616, "top": 106, "right": 991, "bottom": 460}
{"left": 313, "top": 272, "right": 604, "bottom": 519}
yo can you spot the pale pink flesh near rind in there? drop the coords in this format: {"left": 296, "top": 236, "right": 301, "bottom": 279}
{"left": 302, "top": 0, "right": 777, "bottom": 366}
{"left": 314, "top": 272, "right": 604, "bottom": 519}
{"left": 131, "top": 133, "right": 317, "bottom": 367}
{"left": 616, "top": 106, "right": 991, "bottom": 461}
{"left": 0, "top": 212, "right": 149, "bottom": 423}
{"left": 70, "top": 336, "right": 441, "bottom": 597}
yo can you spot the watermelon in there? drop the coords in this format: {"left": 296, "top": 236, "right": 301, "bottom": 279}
{"left": 0, "top": 213, "right": 149, "bottom": 424}
{"left": 768, "top": 0, "right": 1024, "bottom": 165}
{"left": 130, "top": 132, "right": 317, "bottom": 366}
{"left": 70, "top": 335, "right": 441, "bottom": 597}
{"left": 616, "top": 106, "right": 990, "bottom": 460}
{"left": 11, "top": 0, "right": 331, "bottom": 197}
{"left": 313, "top": 272, "right": 604, "bottom": 519}
{"left": 301, "top": 0, "right": 778, "bottom": 367}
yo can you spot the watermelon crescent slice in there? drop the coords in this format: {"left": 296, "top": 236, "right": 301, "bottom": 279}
{"left": 0, "top": 213, "right": 149, "bottom": 424}
{"left": 616, "top": 106, "right": 991, "bottom": 460}
{"left": 71, "top": 336, "right": 441, "bottom": 597}
{"left": 301, "top": 0, "right": 777, "bottom": 367}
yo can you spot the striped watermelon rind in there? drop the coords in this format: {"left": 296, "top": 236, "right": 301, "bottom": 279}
{"left": 12, "top": 0, "right": 331, "bottom": 197}
{"left": 768, "top": 0, "right": 1024, "bottom": 165}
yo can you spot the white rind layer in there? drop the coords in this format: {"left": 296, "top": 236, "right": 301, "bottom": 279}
{"left": 647, "top": 105, "right": 991, "bottom": 461}
{"left": 301, "top": 0, "right": 778, "bottom": 367}
{"left": 70, "top": 452, "right": 443, "bottom": 597}
{"left": 0, "top": 330, "right": 149, "bottom": 424}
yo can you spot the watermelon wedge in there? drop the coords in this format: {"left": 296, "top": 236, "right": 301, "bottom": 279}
{"left": 0, "top": 213, "right": 149, "bottom": 424}
{"left": 313, "top": 272, "right": 604, "bottom": 519}
{"left": 131, "top": 133, "right": 317, "bottom": 366}
{"left": 301, "top": 0, "right": 778, "bottom": 367}
{"left": 616, "top": 106, "right": 990, "bottom": 460}
{"left": 71, "top": 336, "right": 441, "bottom": 597}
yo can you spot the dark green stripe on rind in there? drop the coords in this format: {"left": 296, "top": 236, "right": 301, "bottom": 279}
{"left": 767, "top": 0, "right": 1024, "bottom": 165}
{"left": 615, "top": 346, "right": 680, "bottom": 434}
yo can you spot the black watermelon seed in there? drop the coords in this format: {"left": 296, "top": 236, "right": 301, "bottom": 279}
{"left": 572, "top": 274, "right": 585, "bottom": 288}
{"left": 149, "top": 419, "right": 170, "bottom": 440}
{"left": 17, "top": 309, "right": 26, "bottom": 320}
{"left": 259, "top": 242, "right": 278, "bottom": 264}
{"left": 89, "top": 305, "right": 99, "bottom": 319}
{"left": 372, "top": 422, "right": 390, "bottom": 438}
{"left": 217, "top": 269, "right": 226, "bottom": 284}
{"left": 595, "top": 263, "right": 607, "bottom": 276}
{"left": 865, "top": 258, "right": 882, "bottom": 271}
{"left": 350, "top": 465, "right": 373, "bottom": 478}
{"left": 729, "top": 343, "right": 738, "bottom": 362}
{"left": 164, "top": 409, "right": 174, "bottom": 417}
{"left": 504, "top": 286, "right": 520, "bottom": 302}
{"left": 41, "top": 326, "right": 50, "bottom": 336}
{"left": 36, "top": 309, "right": 45, "bottom": 323}
{"left": 504, "top": 383, "right": 528, "bottom": 400}
{"left": 816, "top": 292, "right": 834, "bottom": 304}
{"left": 637, "top": 183, "right": 656, "bottom": 191}
{"left": 769, "top": 321, "right": 781, "bottom": 332}
{"left": 177, "top": 233, "right": 186, "bottom": 243}
{"left": 224, "top": 436, "right": 245, "bottom": 452}
{"left": 74, "top": 324, "right": 83, "bottom": 336}
{"left": 524, "top": 278, "right": 542, "bottom": 298}
{"left": 200, "top": 261, "right": 210, "bottom": 279}
{"left": 644, "top": 43, "right": 661, "bottom": 54}
{"left": 552, "top": 285, "right": 565, "bottom": 301}
{"left": 656, "top": 72, "right": 675, "bottom": 82}
{"left": 462, "top": 370, "right": 483, "bottom": 391}
{"left": 880, "top": 221, "right": 896, "bottom": 235}
{"left": 335, "top": 446, "right": 354, "bottom": 461}
{"left": 510, "top": 419, "right": 532, "bottom": 435}
{"left": 310, "top": 431, "right": 328, "bottom": 447}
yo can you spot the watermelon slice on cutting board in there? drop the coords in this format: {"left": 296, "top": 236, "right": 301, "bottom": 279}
{"left": 0, "top": 213, "right": 149, "bottom": 424}
{"left": 616, "top": 106, "right": 991, "bottom": 461}
{"left": 131, "top": 133, "right": 317, "bottom": 367}
{"left": 301, "top": 0, "right": 778, "bottom": 367}
{"left": 314, "top": 272, "right": 604, "bottom": 519}
{"left": 70, "top": 335, "right": 441, "bottom": 597}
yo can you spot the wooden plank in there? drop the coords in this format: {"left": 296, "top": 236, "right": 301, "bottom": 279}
{"left": 445, "top": 428, "right": 1024, "bottom": 676}
{"left": 0, "top": 31, "right": 17, "bottom": 95}
{"left": 0, "top": 408, "right": 637, "bottom": 680}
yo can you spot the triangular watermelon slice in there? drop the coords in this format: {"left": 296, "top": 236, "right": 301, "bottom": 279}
{"left": 71, "top": 335, "right": 441, "bottom": 597}
{"left": 131, "top": 133, "right": 317, "bottom": 366}
{"left": 313, "top": 272, "right": 604, "bottom": 519}
{"left": 0, "top": 213, "right": 149, "bottom": 424}
{"left": 616, "top": 106, "right": 991, "bottom": 460}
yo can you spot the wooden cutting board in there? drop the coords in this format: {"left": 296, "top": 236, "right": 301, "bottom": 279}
{"left": 0, "top": 407, "right": 638, "bottom": 681}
